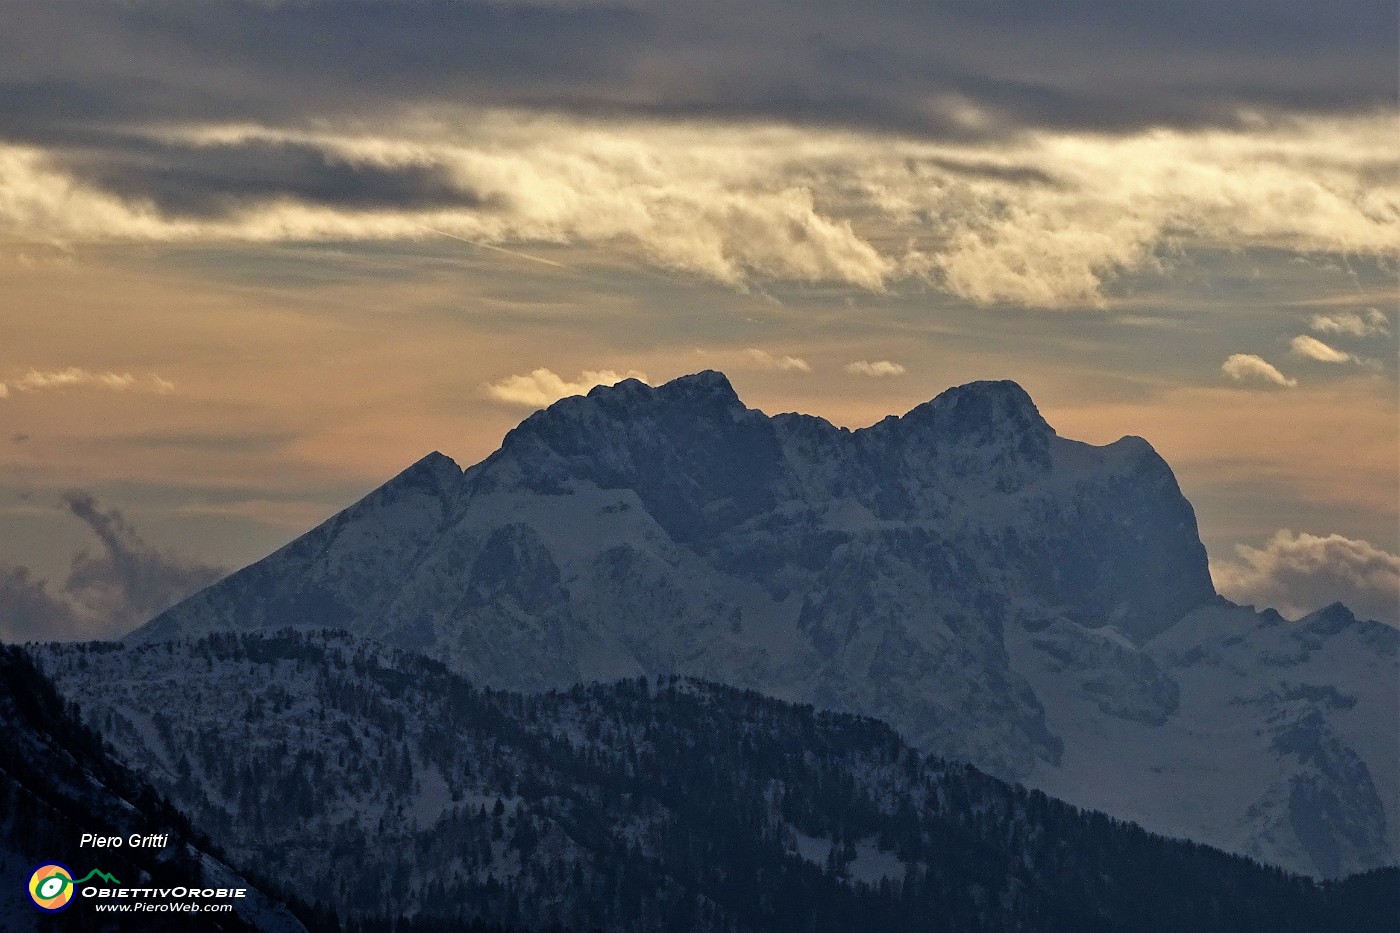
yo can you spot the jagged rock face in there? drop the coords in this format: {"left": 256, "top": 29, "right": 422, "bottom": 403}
{"left": 130, "top": 372, "right": 1396, "bottom": 876}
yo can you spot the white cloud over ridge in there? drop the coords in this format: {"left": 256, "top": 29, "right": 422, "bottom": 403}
{"left": 1221, "top": 354, "right": 1296, "bottom": 388}
{"left": 0, "top": 111, "right": 1395, "bottom": 307}
{"left": 845, "top": 360, "right": 906, "bottom": 377}
{"left": 485, "top": 367, "right": 648, "bottom": 408}
{"left": 1212, "top": 530, "right": 1400, "bottom": 625}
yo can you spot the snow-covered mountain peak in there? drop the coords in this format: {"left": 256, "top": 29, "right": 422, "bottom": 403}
{"left": 647, "top": 368, "right": 742, "bottom": 403}
{"left": 477, "top": 370, "right": 782, "bottom": 543}
{"left": 493, "top": 370, "right": 762, "bottom": 466}
{"left": 397, "top": 449, "right": 463, "bottom": 487}
{"left": 852, "top": 378, "right": 1058, "bottom": 491}
{"left": 1300, "top": 601, "right": 1361, "bottom": 636}
{"left": 335, "top": 449, "right": 468, "bottom": 520}
{"left": 894, "top": 378, "right": 1055, "bottom": 442}
{"left": 527, "top": 369, "right": 745, "bottom": 426}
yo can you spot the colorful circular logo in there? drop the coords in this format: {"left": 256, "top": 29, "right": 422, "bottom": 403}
{"left": 28, "top": 863, "right": 75, "bottom": 912}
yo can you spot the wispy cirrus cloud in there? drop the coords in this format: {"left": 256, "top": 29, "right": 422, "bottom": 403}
{"left": 16, "top": 368, "right": 134, "bottom": 391}
{"left": 2, "top": 368, "right": 175, "bottom": 397}
{"left": 844, "top": 360, "right": 906, "bottom": 377}
{"left": 1221, "top": 354, "right": 1296, "bottom": 388}
{"left": 744, "top": 349, "right": 811, "bottom": 372}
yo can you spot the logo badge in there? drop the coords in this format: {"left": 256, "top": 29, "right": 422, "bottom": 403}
{"left": 28, "top": 863, "right": 75, "bottom": 912}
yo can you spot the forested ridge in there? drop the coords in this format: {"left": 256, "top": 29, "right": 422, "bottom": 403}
{"left": 36, "top": 632, "right": 1399, "bottom": 931}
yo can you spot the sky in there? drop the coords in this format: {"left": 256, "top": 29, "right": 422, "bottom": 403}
{"left": 1, "top": 0, "right": 1397, "bottom": 638}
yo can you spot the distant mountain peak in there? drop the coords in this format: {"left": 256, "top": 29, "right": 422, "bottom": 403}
{"left": 586, "top": 375, "right": 650, "bottom": 398}
{"left": 412, "top": 449, "right": 462, "bottom": 473}
{"left": 508, "top": 371, "right": 748, "bottom": 443}
{"left": 583, "top": 369, "right": 745, "bottom": 412}
{"left": 652, "top": 368, "right": 738, "bottom": 398}
{"left": 899, "top": 378, "right": 1054, "bottom": 441}
{"left": 1300, "top": 600, "right": 1360, "bottom": 636}
{"left": 380, "top": 449, "right": 463, "bottom": 498}
{"left": 1312, "top": 600, "right": 1356, "bottom": 620}
{"left": 936, "top": 377, "right": 1041, "bottom": 409}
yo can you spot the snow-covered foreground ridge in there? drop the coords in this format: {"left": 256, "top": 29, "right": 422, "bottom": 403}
{"left": 132, "top": 371, "right": 1398, "bottom": 877}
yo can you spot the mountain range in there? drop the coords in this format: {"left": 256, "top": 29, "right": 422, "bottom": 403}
{"left": 126, "top": 372, "right": 1396, "bottom": 878}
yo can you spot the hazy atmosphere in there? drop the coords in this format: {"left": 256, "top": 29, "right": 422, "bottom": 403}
{"left": 3, "top": 0, "right": 1397, "bottom": 639}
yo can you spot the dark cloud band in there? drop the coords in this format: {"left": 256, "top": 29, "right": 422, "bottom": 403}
{"left": 47, "top": 136, "right": 495, "bottom": 219}
{"left": 2, "top": 0, "right": 1392, "bottom": 146}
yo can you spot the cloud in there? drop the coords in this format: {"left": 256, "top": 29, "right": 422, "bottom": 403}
{"left": 1, "top": 111, "right": 1394, "bottom": 306}
{"left": 744, "top": 349, "right": 811, "bottom": 372}
{"left": 3, "top": 368, "right": 176, "bottom": 396}
{"left": 485, "top": 367, "right": 649, "bottom": 408}
{"left": 0, "top": 1, "right": 1392, "bottom": 308}
{"left": 0, "top": 565, "right": 84, "bottom": 643}
{"left": 1221, "top": 354, "right": 1296, "bottom": 388}
{"left": 16, "top": 368, "right": 135, "bottom": 391}
{"left": 844, "top": 360, "right": 906, "bottom": 377}
{"left": 60, "top": 492, "right": 225, "bottom": 632}
{"left": 1289, "top": 335, "right": 1355, "bottom": 364}
{"left": 1212, "top": 530, "right": 1400, "bottom": 625}
{"left": 0, "top": 0, "right": 1390, "bottom": 146}
{"left": 0, "top": 492, "right": 227, "bottom": 642}
{"left": 51, "top": 135, "right": 494, "bottom": 220}
{"left": 1309, "top": 308, "right": 1391, "bottom": 338}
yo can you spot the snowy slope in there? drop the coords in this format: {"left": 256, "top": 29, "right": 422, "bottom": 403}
{"left": 129, "top": 371, "right": 1396, "bottom": 877}
{"left": 1011, "top": 598, "right": 1398, "bottom": 877}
